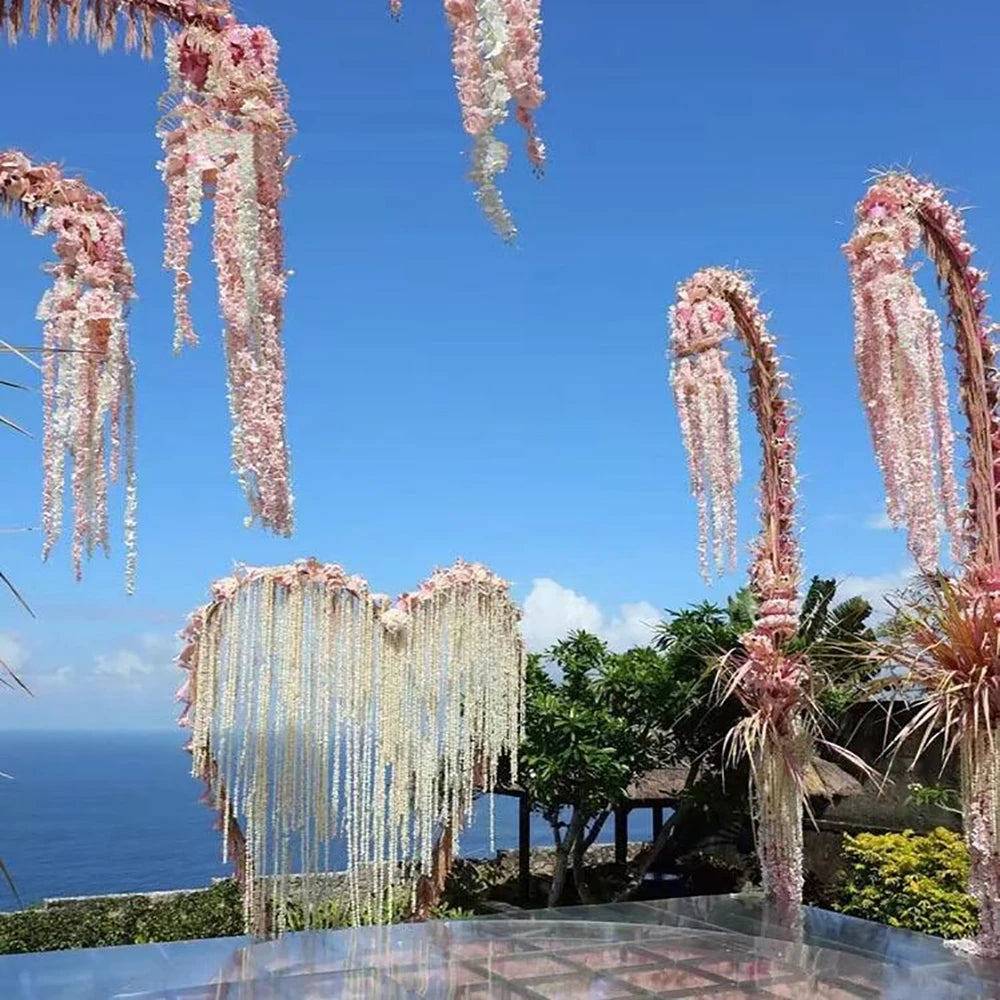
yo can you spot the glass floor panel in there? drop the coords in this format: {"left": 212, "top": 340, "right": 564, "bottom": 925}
{"left": 2, "top": 894, "right": 999, "bottom": 998}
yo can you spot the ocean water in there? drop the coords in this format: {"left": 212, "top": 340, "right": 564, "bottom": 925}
{"left": 0, "top": 732, "right": 650, "bottom": 908}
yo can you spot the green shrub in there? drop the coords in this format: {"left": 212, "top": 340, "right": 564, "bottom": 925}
{"left": 0, "top": 880, "right": 477, "bottom": 954}
{"left": 0, "top": 880, "right": 244, "bottom": 955}
{"left": 831, "top": 828, "right": 978, "bottom": 940}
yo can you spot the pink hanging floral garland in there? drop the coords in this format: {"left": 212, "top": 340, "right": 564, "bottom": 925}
{"left": 400, "top": 0, "right": 544, "bottom": 240}
{"left": 669, "top": 268, "right": 807, "bottom": 910}
{"left": 844, "top": 173, "right": 965, "bottom": 572}
{"left": 846, "top": 173, "right": 1000, "bottom": 957}
{"left": 6, "top": 0, "right": 295, "bottom": 538}
{"left": 159, "top": 20, "right": 294, "bottom": 535}
{"left": 0, "top": 152, "right": 137, "bottom": 591}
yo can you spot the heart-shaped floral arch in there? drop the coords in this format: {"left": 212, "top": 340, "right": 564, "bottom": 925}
{"left": 176, "top": 557, "right": 525, "bottom": 933}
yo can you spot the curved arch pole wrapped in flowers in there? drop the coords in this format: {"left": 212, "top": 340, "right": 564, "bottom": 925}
{"left": 176, "top": 558, "right": 525, "bottom": 935}
{"left": 0, "top": 151, "right": 136, "bottom": 591}
{"left": 845, "top": 172, "right": 1000, "bottom": 957}
{"left": 6, "top": 0, "right": 295, "bottom": 536}
{"left": 668, "top": 267, "right": 809, "bottom": 911}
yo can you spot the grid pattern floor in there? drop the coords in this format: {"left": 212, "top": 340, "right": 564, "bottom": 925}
{"left": 3, "top": 894, "right": 1000, "bottom": 998}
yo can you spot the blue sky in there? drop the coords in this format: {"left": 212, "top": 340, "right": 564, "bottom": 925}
{"left": 0, "top": 0, "right": 995, "bottom": 728}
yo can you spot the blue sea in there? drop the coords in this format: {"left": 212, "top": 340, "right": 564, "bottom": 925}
{"left": 0, "top": 732, "right": 651, "bottom": 908}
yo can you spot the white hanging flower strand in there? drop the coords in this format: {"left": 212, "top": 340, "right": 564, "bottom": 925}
{"left": 176, "top": 558, "right": 525, "bottom": 934}
{"left": 437, "top": 0, "right": 546, "bottom": 240}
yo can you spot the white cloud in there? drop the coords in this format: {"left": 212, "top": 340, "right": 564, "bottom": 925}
{"left": 0, "top": 633, "right": 27, "bottom": 674}
{"left": 837, "top": 567, "right": 917, "bottom": 616}
{"left": 866, "top": 511, "right": 893, "bottom": 530}
{"left": 32, "top": 666, "right": 75, "bottom": 690}
{"left": 520, "top": 579, "right": 659, "bottom": 652}
{"left": 93, "top": 632, "right": 177, "bottom": 688}
{"left": 138, "top": 632, "right": 180, "bottom": 656}
{"left": 95, "top": 648, "right": 156, "bottom": 683}
{"left": 0, "top": 634, "right": 74, "bottom": 691}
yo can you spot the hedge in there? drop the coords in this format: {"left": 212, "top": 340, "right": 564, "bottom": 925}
{"left": 0, "top": 880, "right": 477, "bottom": 954}
{"left": 0, "top": 880, "right": 244, "bottom": 955}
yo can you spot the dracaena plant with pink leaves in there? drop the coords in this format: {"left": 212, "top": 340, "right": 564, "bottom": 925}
{"left": 845, "top": 172, "right": 1000, "bottom": 956}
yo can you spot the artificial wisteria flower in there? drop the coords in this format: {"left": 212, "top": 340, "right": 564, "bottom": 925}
{"left": 844, "top": 174, "right": 964, "bottom": 572}
{"left": 669, "top": 267, "right": 807, "bottom": 911}
{"left": 177, "top": 558, "right": 524, "bottom": 933}
{"left": 440, "top": 0, "right": 545, "bottom": 240}
{"left": 3, "top": 1, "right": 295, "bottom": 547}
{"left": 159, "top": 20, "right": 295, "bottom": 536}
{"left": 0, "top": 152, "right": 137, "bottom": 593}
{"left": 846, "top": 172, "right": 1000, "bottom": 957}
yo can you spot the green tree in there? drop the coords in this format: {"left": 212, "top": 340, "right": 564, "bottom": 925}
{"left": 519, "top": 632, "right": 667, "bottom": 906}
{"left": 518, "top": 579, "right": 878, "bottom": 907}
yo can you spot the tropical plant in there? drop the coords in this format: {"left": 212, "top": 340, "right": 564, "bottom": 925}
{"left": 906, "top": 783, "right": 962, "bottom": 817}
{"left": 844, "top": 172, "right": 1000, "bottom": 955}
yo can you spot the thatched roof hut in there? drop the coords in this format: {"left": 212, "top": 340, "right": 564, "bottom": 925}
{"left": 496, "top": 758, "right": 862, "bottom": 806}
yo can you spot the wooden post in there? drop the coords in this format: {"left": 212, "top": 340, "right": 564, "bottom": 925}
{"left": 518, "top": 793, "right": 531, "bottom": 907}
{"left": 614, "top": 806, "right": 628, "bottom": 866}
{"left": 651, "top": 806, "right": 664, "bottom": 874}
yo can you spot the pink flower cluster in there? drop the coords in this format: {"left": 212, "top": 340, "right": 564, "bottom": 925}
{"left": 844, "top": 173, "right": 967, "bottom": 572}
{"left": 398, "top": 558, "right": 514, "bottom": 611}
{"left": 670, "top": 267, "right": 806, "bottom": 910}
{"left": 159, "top": 20, "right": 294, "bottom": 537}
{"left": 0, "top": 152, "right": 138, "bottom": 592}
{"left": 442, "top": 0, "right": 545, "bottom": 239}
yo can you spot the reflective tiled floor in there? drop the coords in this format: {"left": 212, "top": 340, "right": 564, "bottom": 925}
{"left": 3, "top": 895, "right": 1000, "bottom": 998}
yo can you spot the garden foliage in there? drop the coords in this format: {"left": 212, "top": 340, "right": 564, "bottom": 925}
{"left": 833, "top": 828, "right": 979, "bottom": 939}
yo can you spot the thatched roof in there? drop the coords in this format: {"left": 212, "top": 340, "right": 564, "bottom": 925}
{"left": 493, "top": 758, "right": 862, "bottom": 805}
{"left": 625, "top": 766, "right": 689, "bottom": 803}
{"left": 804, "top": 758, "right": 864, "bottom": 800}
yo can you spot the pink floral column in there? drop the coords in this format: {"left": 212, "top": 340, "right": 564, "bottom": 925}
{"left": 669, "top": 268, "right": 808, "bottom": 911}
{"left": 845, "top": 173, "right": 1000, "bottom": 957}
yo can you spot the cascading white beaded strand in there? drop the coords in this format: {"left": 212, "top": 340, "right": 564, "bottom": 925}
{"left": 176, "top": 558, "right": 525, "bottom": 935}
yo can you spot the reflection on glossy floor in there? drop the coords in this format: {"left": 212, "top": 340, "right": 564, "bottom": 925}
{"left": 3, "top": 894, "right": 1000, "bottom": 998}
